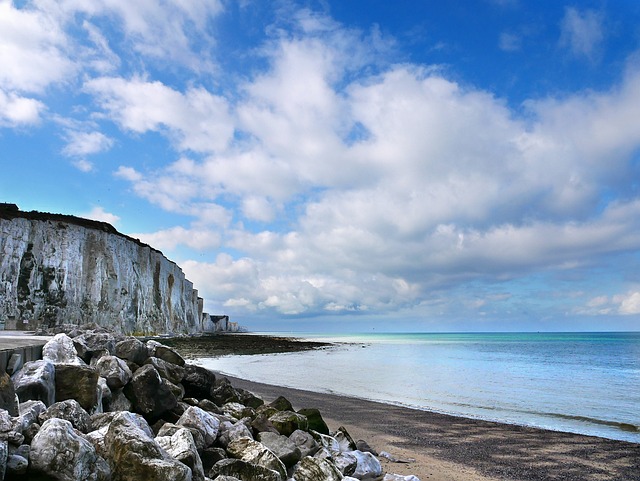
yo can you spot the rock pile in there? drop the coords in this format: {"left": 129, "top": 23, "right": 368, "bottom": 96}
{"left": 0, "top": 325, "right": 419, "bottom": 481}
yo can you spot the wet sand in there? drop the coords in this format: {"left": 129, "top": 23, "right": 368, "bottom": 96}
{"left": 168, "top": 333, "right": 640, "bottom": 481}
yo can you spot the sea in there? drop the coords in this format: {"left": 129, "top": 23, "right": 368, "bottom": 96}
{"left": 197, "top": 331, "right": 640, "bottom": 443}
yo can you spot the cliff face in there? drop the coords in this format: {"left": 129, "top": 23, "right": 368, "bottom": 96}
{"left": 0, "top": 205, "right": 207, "bottom": 335}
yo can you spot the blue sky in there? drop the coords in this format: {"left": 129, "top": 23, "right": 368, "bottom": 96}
{"left": 2, "top": 0, "right": 640, "bottom": 332}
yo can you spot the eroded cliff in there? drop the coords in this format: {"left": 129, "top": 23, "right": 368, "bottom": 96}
{"left": 0, "top": 204, "right": 208, "bottom": 335}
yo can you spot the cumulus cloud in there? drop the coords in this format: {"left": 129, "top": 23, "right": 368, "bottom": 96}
{"left": 106, "top": 13, "right": 640, "bottom": 316}
{"left": 131, "top": 226, "right": 221, "bottom": 251}
{"left": 85, "top": 77, "right": 234, "bottom": 153}
{"left": 63, "top": 130, "right": 114, "bottom": 156}
{"left": 0, "top": 90, "right": 44, "bottom": 126}
{"left": 580, "top": 291, "right": 640, "bottom": 316}
{"left": 559, "top": 7, "right": 605, "bottom": 62}
{"left": 81, "top": 206, "right": 120, "bottom": 225}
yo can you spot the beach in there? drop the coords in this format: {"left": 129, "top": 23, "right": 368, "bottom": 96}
{"left": 166, "top": 333, "right": 640, "bottom": 481}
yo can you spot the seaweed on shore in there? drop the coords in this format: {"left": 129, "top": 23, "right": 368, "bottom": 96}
{"left": 158, "top": 334, "right": 333, "bottom": 359}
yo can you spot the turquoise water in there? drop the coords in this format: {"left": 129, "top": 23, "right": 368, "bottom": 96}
{"left": 198, "top": 332, "right": 640, "bottom": 443}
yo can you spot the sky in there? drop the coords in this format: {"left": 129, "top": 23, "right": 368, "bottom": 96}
{"left": 2, "top": 0, "right": 640, "bottom": 332}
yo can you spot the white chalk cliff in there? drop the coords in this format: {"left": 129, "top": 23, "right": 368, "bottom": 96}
{"left": 0, "top": 204, "right": 223, "bottom": 335}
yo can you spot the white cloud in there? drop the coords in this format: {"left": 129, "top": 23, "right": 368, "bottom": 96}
{"left": 0, "top": 89, "right": 44, "bottom": 126}
{"left": 81, "top": 206, "right": 120, "bottom": 225}
{"left": 72, "top": 159, "right": 94, "bottom": 172}
{"left": 559, "top": 7, "right": 605, "bottom": 62}
{"left": 0, "top": 1, "right": 75, "bottom": 93}
{"left": 130, "top": 226, "right": 221, "bottom": 251}
{"left": 63, "top": 130, "right": 114, "bottom": 156}
{"left": 85, "top": 77, "right": 234, "bottom": 153}
{"left": 616, "top": 291, "right": 640, "bottom": 315}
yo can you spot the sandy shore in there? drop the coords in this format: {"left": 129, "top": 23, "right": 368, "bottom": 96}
{"left": 165, "top": 333, "right": 640, "bottom": 480}
{"left": 217, "top": 374, "right": 640, "bottom": 481}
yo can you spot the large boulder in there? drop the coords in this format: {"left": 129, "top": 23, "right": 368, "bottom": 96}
{"left": 269, "top": 396, "right": 294, "bottom": 412}
{"left": 42, "top": 333, "right": 84, "bottom": 365}
{"left": 95, "top": 355, "right": 132, "bottom": 390}
{"left": 156, "top": 427, "right": 205, "bottom": 481}
{"left": 123, "top": 364, "right": 177, "bottom": 419}
{"left": 298, "top": 408, "right": 329, "bottom": 435}
{"left": 30, "top": 418, "right": 110, "bottom": 481}
{"left": 181, "top": 364, "right": 216, "bottom": 399}
{"left": 0, "top": 372, "right": 18, "bottom": 416}
{"left": 292, "top": 456, "right": 343, "bottom": 481}
{"left": 146, "top": 341, "right": 185, "bottom": 366}
{"left": 269, "top": 411, "right": 308, "bottom": 436}
{"left": 6, "top": 452, "right": 28, "bottom": 477}
{"left": 227, "top": 437, "right": 287, "bottom": 480}
{"left": 335, "top": 426, "right": 357, "bottom": 452}
{"left": 176, "top": 405, "right": 220, "bottom": 448}
{"left": 217, "top": 421, "right": 253, "bottom": 449}
{"left": 257, "top": 431, "right": 302, "bottom": 467}
{"left": 39, "top": 399, "right": 90, "bottom": 433}
{"left": 104, "top": 411, "right": 191, "bottom": 481}
{"left": 210, "top": 458, "right": 282, "bottom": 481}
{"left": 115, "top": 338, "right": 148, "bottom": 365}
{"left": 55, "top": 363, "right": 100, "bottom": 412}
{"left": 74, "top": 331, "right": 117, "bottom": 361}
{"left": 145, "top": 357, "right": 185, "bottom": 385}
{"left": 105, "top": 389, "right": 133, "bottom": 412}
{"left": 351, "top": 450, "right": 383, "bottom": 480}
{"left": 13, "top": 400, "right": 46, "bottom": 434}
{"left": 11, "top": 360, "right": 56, "bottom": 406}
{"left": 0, "top": 439, "right": 6, "bottom": 480}
{"left": 333, "top": 452, "right": 358, "bottom": 477}
{"left": 289, "top": 430, "right": 319, "bottom": 457}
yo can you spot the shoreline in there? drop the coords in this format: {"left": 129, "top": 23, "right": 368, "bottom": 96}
{"left": 218, "top": 372, "right": 640, "bottom": 481}
{"left": 163, "top": 333, "right": 640, "bottom": 480}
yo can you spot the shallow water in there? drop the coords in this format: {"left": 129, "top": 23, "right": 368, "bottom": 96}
{"left": 198, "top": 332, "right": 640, "bottom": 443}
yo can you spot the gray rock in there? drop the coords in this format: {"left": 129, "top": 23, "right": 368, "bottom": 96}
{"left": 211, "top": 378, "right": 241, "bottom": 405}
{"left": 356, "top": 439, "right": 378, "bottom": 455}
{"left": 334, "top": 451, "right": 358, "bottom": 476}
{"left": 269, "top": 396, "right": 294, "bottom": 412}
{"left": 217, "top": 421, "right": 253, "bottom": 449}
{"left": 123, "top": 364, "right": 177, "bottom": 419}
{"left": 157, "top": 422, "right": 206, "bottom": 451}
{"left": 6, "top": 453, "right": 28, "bottom": 476}
{"left": 222, "top": 402, "right": 255, "bottom": 420}
{"left": 227, "top": 437, "right": 287, "bottom": 480}
{"left": 312, "top": 431, "right": 341, "bottom": 454}
{"left": 269, "top": 411, "right": 308, "bottom": 436}
{"left": 200, "top": 447, "right": 227, "bottom": 472}
{"left": 43, "top": 333, "right": 84, "bottom": 365}
{"left": 351, "top": 450, "right": 383, "bottom": 480}
{"left": 176, "top": 405, "right": 220, "bottom": 448}
{"left": 0, "top": 410, "right": 12, "bottom": 433}
{"left": 105, "top": 388, "right": 133, "bottom": 412}
{"left": 14, "top": 400, "right": 46, "bottom": 439}
{"left": 292, "top": 456, "right": 343, "bottom": 481}
{"left": 54, "top": 362, "right": 100, "bottom": 412}
{"left": 335, "top": 426, "right": 357, "bottom": 452}
{"left": 39, "top": 399, "right": 90, "bottom": 433}
{"left": 164, "top": 378, "right": 185, "bottom": 400}
{"left": 182, "top": 363, "right": 216, "bottom": 399}
{"left": 11, "top": 360, "right": 56, "bottom": 406}
{"left": 0, "top": 440, "right": 6, "bottom": 480}
{"left": 115, "top": 337, "right": 148, "bottom": 365}
{"left": 258, "top": 431, "right": 302, "bottom": 467}
{"left": 74, "top": 331, "right": 117, "bottom": 360}
{"left": 95, "top": 355, "right": 132, "bottom": 390}
{"left": 289, "top": 429, "right": 319, "bottom": 457}
{"left": 157, "top": 427, "right": 205, "bottom": 481}
{"left": 298, "top": 408, "right": 329, "bottom": 435}
{"left": 31, "top": 418, "right": 110, "bottom": 481}
{"left": 210, "top": 458, "right": 282, "bottom": 481}
{"left": 6, "top": 353, "right": 23, "bottom": 376}
{"left": 238, "top": 388, "right": 264, "bottom": 409}
{"left": 145, "top": 357, "right": 185, "bottom": 384}
{"left": 252, "top": 413, "right": 279, "bottom": 435}
{"left": 0, "top": 372, "right": 18, "bottom": 416}
{"left": 104, "top": 411, "right": 190, "bottom": 481}
{"left": 146, "top": 340, "right": 185, "bottom": 366}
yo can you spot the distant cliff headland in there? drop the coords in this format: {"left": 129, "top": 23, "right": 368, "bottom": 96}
{"left": 0, "top": 203, "right": 233, "bottom": 335}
